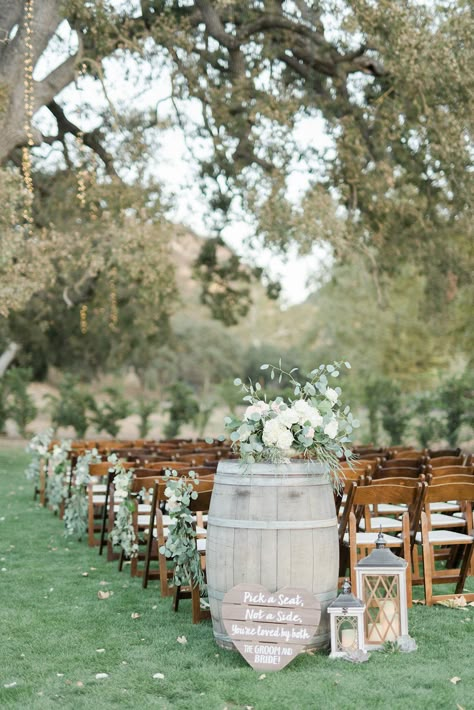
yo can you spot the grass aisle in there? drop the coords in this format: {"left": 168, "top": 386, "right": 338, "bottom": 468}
{"left": 0, "top": 447, "right": 473, "bottom": 710}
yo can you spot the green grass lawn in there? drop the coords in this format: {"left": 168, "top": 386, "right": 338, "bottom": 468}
{"left": 0, "top": 445, "right": 473, "bottom": 710}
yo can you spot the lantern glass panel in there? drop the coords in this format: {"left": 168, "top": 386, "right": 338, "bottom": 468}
{"left": 363, "top": 574, "right": 401, "bottom": 643}
{"left": 335, "top": 615, "right": 359, "bottom": 652}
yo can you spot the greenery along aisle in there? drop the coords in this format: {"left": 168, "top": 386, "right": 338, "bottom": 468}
{"left": 1, "top": 445, "right": 474, "bottom": 710}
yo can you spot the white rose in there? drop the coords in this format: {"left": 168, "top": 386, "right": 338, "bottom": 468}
{"left": 325, "top": 387, "right": 338, "bottom": 406}
{"left": 262, "top": 418, "right": 281, "bottom": 446}
{"left": 277, "top": 407, "right": 299, "bottom": 428}
{"left": 244, "top": 401, "right": 270, "bottom": 420}
{"left": 275, "top": 427, "right": 294, "bottom": 450}
{"left": 292, "top": 399, "right": 323, "bottom": 428}
{"left": 324, "top": 418, "right": 339, "bottom": 439}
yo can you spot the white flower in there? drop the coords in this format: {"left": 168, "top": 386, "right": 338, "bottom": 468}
{"left": 262, "top": 419, "right": 294, "bottom": 450}
{"left": 325, "top": 387, "right": 339, "bottom": 406}
{"left": 305, "top": 427, "right": 315, "bottom": 439}
{"left": 167, "top": 495, "right": 180, "bottom": 511}
{"left": 277, "top": 407, "right": 299, "bottom": 428}
{"left": 292, "top": 399, "right": 323, "bottom": 428}
{"left": 324, "top": 418, "right": 339, "bottom": 439}
{"left": 244, "top": 401, "right": 270, "bottom": 420}
{"left": 275, "top": 427, "right": 293, "bottom": 450}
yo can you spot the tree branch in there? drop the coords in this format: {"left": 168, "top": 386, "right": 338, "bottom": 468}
{"left": 46, "top": 100, "right": 118, "bottom": 176}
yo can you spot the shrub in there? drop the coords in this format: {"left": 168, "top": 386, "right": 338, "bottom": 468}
{"left": 90, "top": 387, "right": 131, "bottom": 438}
{"left": 47, "top": 375, "right": 94, "bottom": 438}
{"left": 164, "top": 382, "right": 199, "bottom": 439}
{"left": 4, "top": 367, "right": 37, "bottom": 437}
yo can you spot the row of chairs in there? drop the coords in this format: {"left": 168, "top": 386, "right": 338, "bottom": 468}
{"left": 338, "top": 452, "right": 474, "bottom": 606}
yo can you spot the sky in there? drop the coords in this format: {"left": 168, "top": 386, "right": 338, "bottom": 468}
{"left": 32, "top": 13, "right": 334, "bottom": 306}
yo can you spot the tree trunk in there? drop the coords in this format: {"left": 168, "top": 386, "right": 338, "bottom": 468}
{"left": 0, "top": 341, "right": 21, "bottom": 377}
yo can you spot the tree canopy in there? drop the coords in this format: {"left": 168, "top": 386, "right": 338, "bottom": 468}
{"left": 0, "top": 0, "right": 472, "bottom": 379}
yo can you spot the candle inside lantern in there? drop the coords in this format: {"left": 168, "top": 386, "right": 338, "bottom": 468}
{"left": 379, "top": 599, "right": 399, "bottom": 641}
{"left": 340, "top": 628, "right": 356, "bottom": 649}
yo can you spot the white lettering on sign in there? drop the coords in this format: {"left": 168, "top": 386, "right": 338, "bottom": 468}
{"left": 222, "top": 584, "right": 322, "bottom": 673}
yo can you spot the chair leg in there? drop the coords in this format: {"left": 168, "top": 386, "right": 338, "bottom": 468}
{"left": 401, "top": 513, "right": 412, "bottom": 608}
{"left": 118, "top": 549, "right": 125, "bottom": 572}
{"left": 455, "top": 544, "right": 474, "bottom": 594}
{"left": 191, "top": 585, "right": 201, "bottom": 624}
{"left": 143, "top": 500, "right": 157, "bottom": 588}
{"left": 421, "top": 512, "right": 433, "bottom": 606}
{"left": 173, "top": 586, "right": 181, "bottom": 612}
{"left": 349, "top": 512, "right": 358, "bottom": 596}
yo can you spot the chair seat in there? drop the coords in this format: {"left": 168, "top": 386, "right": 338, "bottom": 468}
{"left": 429, "top": 501, "right": 461, "bottom": 513}
{"left": 430, "top": 513, "right": 466, "bottom": 528}
{"left": 415, "top": 529, "right": 473, "bottom": 544}
{"left": 91, "top": 484, "right": 107, "bottom": 493}
{"left": 376, "top": 503, "right": 407, "bottom": 514}
{"left": 359, "top": 516, "right": 403, "bottom": 531}
{"left": 343, "top": 531, "right": 402, "bottom": 545}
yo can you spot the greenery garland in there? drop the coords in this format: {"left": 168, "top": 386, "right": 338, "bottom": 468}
{"left": 64, "top": 448, "right": 101, "bottom": 539}
{"left": 109, "top": 454, "right": 138, "bottom": 559}
{"left": 25, "top": 429, "right": 53, "bottom": 486}
{"left": 45, "top": 440, "right": 71, "bottom": 513}
{"left": 159, "top": 470, "right": 205, "bottom": 591}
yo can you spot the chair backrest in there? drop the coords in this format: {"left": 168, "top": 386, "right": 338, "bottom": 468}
{"left": 428, "top": 456, "right": 465, "bottom": 468}
{"left": 426, "top": 473, "right": 474, "bottom": 486}
{"left": 424, "top": 481, "right": 474, "bottom": 506}
{"left": 373, "top": 467, "right": 425, "bottom": 480}
{"left": 339, "top": 480, "right": 426, "bottom": 541}
{"left": 428, "top": 465, "right": 474, "bottom": 479}
{"left": 428, "top": 448, "right": 461, "bottom": 458}
{"left": 380, "top": 458, "right": 425, "bottom": 470}
{"left": 366, "top": 475, "right": 425, "bottom": 487}
{"left": 389, "top": 448, "right": 425, "bottom": 459}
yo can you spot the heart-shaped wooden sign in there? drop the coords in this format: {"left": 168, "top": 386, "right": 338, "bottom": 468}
{"left": 222, "top": 584, "right": 321, "bottom": 671}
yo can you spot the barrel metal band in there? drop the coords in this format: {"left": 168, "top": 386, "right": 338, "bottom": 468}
{"left": 214, "top": 476, "right": 329, "bottom": 487}
{"left": 208, "top": 516, "right": 337, "bottom": 530}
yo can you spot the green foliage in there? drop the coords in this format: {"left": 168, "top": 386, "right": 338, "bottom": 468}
{"left": 438, "top": 372, "right": 473, "bottom": 447}
{"left": 47, "top": 375, "right": 94, "bottom": 438}
{"left": 3, "top": 367, "right": 37, "bottom": 436}
{"left": 135, "top": 398, "right": 158, "bottom": 439}
{"left": 164, "top": 382, "right": 199, "bottom": 439}
{"left": 410, "top": 392, "right": 444, "bottom": 449}
{"left": 363, "top": 379, "right": 381, "bottom": 445}
{"left": 378, "top": 379, "right": 408, "bottom": 446}
{"left": 90, "top": 387, "right": 131, "bottom": 438}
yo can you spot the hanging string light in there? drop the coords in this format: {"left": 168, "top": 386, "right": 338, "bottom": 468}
{"left": 80, "top": 304, "right": 88, "bottom": 335}
{"left": 109, "top": 267, "right": 118, "bottom": 331}
{"left": 22, "top": 0, "right": 35, "bottom": 228}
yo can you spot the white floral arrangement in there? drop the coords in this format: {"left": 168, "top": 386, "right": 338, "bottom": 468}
{"left": 160, "top": 470, "right": 205, "bottom": 591}
{"left": 25, "top": 429, "right": 53, "bottom": 484}
{"left": 46, "top": 440, "right": 72, "bottom": 513}
{"left": 225, "top": 361, "right": 359, "bottom": 481}
{"left": 108, "top": 454, "right": 139, "bottom": 559}
{"left": 64, "top": 448, "right": 101, "bottom": 539}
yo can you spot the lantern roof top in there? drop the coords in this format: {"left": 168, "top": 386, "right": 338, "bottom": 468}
{"left": 328, "top": 579, "right": 365, "bottom": 609}
{"left": 356, "top": 530, "right": 407, "bottom": 569}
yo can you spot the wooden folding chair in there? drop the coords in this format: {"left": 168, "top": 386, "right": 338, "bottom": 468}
{"left": 415, "top": 481, "right": 474, "bottom": 605}
{"left": 339, "top": 481, "right": 427, "bottom": 606}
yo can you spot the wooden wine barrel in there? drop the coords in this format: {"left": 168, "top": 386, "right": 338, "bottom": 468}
{"left": 206, "top": 459, "right": 339, "bottom": 651}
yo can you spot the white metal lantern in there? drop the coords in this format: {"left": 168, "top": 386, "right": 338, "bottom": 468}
{"left": 328, "top": 579, "right": 366, "bottom": 658}
{"left": 355, "top": 531, "right": 412, "bottom": 651}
